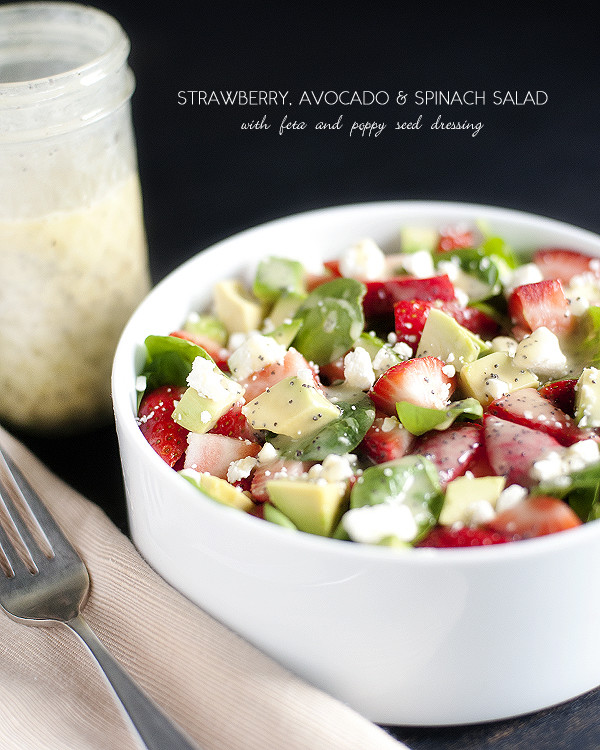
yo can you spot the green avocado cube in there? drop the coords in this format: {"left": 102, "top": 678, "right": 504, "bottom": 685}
{"left": 213, "top": 280, "right": 267, "bottom": 333}
{"left": 416, "top": 308, "right": 481, "bottom": 369}
{"left": 440, "top": 475, "right": 506, "bottom": 526}
{"left": 400, "top": 226, "right": 438, "bottom": 253}
{"left": 266, "top": 479, "right": 347, "bottom": 536}
{"left": 575, "top": 367, "right": 600, "bottom": 427}
{"left": 459, "top": 351, "right": 539, "bottom": 406}
{"left": 253, "top": 256, "right": 306, "bottom": 303}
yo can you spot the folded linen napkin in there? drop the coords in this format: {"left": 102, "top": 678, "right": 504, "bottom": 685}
{"left": 0, "top": 426, "right": 406, "bottom": 750}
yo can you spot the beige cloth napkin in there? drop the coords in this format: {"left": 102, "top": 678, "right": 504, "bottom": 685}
{"left": 0, "top": 426, "right": 406, "bottom": 750}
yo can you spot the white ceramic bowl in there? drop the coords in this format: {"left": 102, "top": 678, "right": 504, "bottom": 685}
{"left": 112, "top": 201, "right": 600, "bottom": 726}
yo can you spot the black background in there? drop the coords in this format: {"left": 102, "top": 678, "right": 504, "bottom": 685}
{"left": 10, "top": 2, "right": 600, "bottom": 748}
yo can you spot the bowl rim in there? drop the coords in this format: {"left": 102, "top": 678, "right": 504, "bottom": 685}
{"left": 112, "top": 198, "right": 600, "bottom": 564}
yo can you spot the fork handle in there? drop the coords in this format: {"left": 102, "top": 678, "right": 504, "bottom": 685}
{"left": 66, "top": 614, "right": 202, "bottom": 750}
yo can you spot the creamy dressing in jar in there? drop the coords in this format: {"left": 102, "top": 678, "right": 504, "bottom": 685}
{"left": 0, "top": 3, "right": 150, "bottom": 431}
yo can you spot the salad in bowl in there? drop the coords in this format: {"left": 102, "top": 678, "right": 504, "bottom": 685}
{"left": 135, "top": 222, "right": 600, "bottom": 549}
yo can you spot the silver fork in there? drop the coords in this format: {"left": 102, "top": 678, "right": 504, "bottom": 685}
{"left": 0, "top": 445, "right": 202, "bottom": 750}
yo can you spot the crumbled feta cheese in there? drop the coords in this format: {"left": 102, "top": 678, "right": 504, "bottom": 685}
{"left": 505, "top": 263, "right": 544, "bottom": 295}
{"left": 392, "top": 342, "right": 413, "bottom": 360}
{"left": 227, "top": 331, "right": 287, "bottom": 380}
{"left": 531, "top": 439, "right": 600, "bottom": 483}
{"left": 339, "top": 238, "right": 386, "bottom": 280}
{"left": 344, "top": 347, "right": 376, "bottom": 390}
{"left": 187, "top": 356, "right": 244, "bottom": 402}
{"left": 200, "top": 410, "right": 212, "bottom": 423}
{"left": 496, "top": 484, "right": 528, "bottom": 513}
{"left": 135, "top": 375, "right": 147, "bottom": 392}
{"left": 387, "top": 332, "right": 398, "bottom": 344}
{"left": 228, "top": 331, "right": 250, "bottom": 351}
{"left": 491, "top": 336, "right": 518, "bottom": 357}
{"left": 454, "top": 288, "right": 469, "bottom": 307}
{"left": 381, "top": 417, "right": 398, "bottom": 432}
{"left": 227, "top": 456, "right": 258, "bottom": 484}
{"left": 466, "top": 500, "right": 497, "bottom": 526}
{"left": 568, "top": 295, "right": 590, "bottom": 317}
{"left": 342, "top": 503, "right": 418, "bottom": 544}
{"left": 513, "top": 327, "right": 567, "bottom": 379}
{"left": 569, "top": 438, "right": 600, "bottom": 464}
{"left": 484, "top": 377, "right": 510, "bottom": 400}
{"left": 307, "top": 454, "right": 357, "bottom": 483}
{"left": 371, "top": 346, "right": 398, "bottom": 377}
{"left": 399, "top": 249, "right": 435, "bottom": 279}
{"left": 441, "top": 364, "right": 456, "bottom": 377}
{"left": 257, "top": 442, "right": 278, "bottom": 463}
{"left": 436, "top": 258, "right": 461, "bottom": 282}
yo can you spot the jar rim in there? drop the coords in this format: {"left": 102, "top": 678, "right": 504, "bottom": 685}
{"left": 0, "top": 2, "right": 134, "bottom": 138}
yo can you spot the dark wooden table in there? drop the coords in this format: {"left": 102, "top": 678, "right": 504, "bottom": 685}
{"left": 7, "top": 2, "right": 600, "bottom": 746}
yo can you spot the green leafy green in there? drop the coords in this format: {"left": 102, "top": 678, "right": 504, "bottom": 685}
{"left": 396, "top": 398, "right": 483, "bottom": 436}
{"left": 276, "top": 394, "right": 375, "bottom": 460}
{"left": 253, "top": 256, "right": 306, "bottom": 302}
{"left": 533, "top": 461, "right": 600, "bottom": 522}
{"left": 141, "top": 335, "right": 212, "bottom": 391}
{"left": 350, "top": 456, "right": 443, "bottom": 543}
{"left": 433, "top": 247, "right": 502, "bottom": 301}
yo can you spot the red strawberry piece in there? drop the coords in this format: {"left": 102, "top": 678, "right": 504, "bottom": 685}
{"left": 183, "top": 433, "right": 260, "bottom": 480}
{"left": 363, "top": 274, "right": 456, "bottom": 318}
{"left": 487, "top": 495, "right": 582, "bottom": 539}
{"left": 483, "top": 415, "right": 562, "bottom": 488}
{"left": 533, "top": 248, "right": 599, "bottom": 285}
{"left": 250, "top": 459, "right": 307, "bottom": 503}
{"left": 239, "top": 347, "right": 319, "bottom": 402}
{"left": 508, "top": 279, "right": 573, "bottom": 335}
{"left": 210, "top": 403, "right": 257, "bottom": 441}
{"left": 538, "top": 379, "right": 578, "bottom": 417}
{"left": 369, "top": 356, "right": 456, "bottom": 415}
{"left": 323, "top": 259, "right": 343, "bottom": 278}
{"left": 169, "top": 330, "right": 229, "bottom": 370}
{"left": 417, "top": 526, "right": 511, "bottom": 548}
{"left": 138, "top": 385, "right": 189, "bottom": 467}
{"left": 437, "top": 226, "right": 475, "bottom": 253}
{"left": 360, "top": 417, "right": 415, "bottom": 464}
{"left": 394, "top": 299, "right": 433, "bottom": 351}
{"left": 487, "top": 387, "right": 591, "bottom": 446}
{"left": 415, "top": 423, "right": 483, "bottom": 487}
{"left": 319, "top": 355, "right": 347, "bottom": 384}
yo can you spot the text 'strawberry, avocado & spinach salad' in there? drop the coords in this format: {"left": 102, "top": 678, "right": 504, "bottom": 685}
{"left": 135, "top": 222, "right": 600, "bottom": 548}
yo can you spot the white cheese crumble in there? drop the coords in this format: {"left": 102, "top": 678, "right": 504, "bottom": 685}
{"left": 187, "top": 356, "right": 244, "bottom": 402}
{"left": 398, "top": 249, "right": 435, "bottom": 279}
{"left": 344, "top": 347, "right": 376, "bottom": 390}
{"left": 227, "top": 456, "right": 258, "bottom": 484}
{"left": 466, "top": 500, "right": 497, "bottom": 526}
{"left": 257, "top": 442, "right": 278, "bottom": 463}
{"left": 342, "top": 503, "right": 418, "bottom": 544}
{"left": 484, "top": 377, "right": 510, "bottom": 401}
{"left": 495, "top": 484, "right": 528, "bottom": 513}
{"left": 441, "top": 364, "right": 456, "bottom": 377}
{"left": 436, "top": 258, "right": 461, "bottom": 283}
{"left": 227, "top": 331, "right": 287, "bottom": 380}
{"left": 339, "top": 237, "right": 386, "bottom": 280}
{"left": 307, "top": 454, "right": 357, "bottom": 483}
{"left": 513, "top": 327, "right": 567, "bottom": 380}
{"left": 530, "top": 439, "right": 600, "bottom": 483}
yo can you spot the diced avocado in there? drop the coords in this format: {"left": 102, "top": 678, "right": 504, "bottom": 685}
{"left": 183, "top": 314, "right": 228, "bottom": 346}
{"left": 263, "top": 503, "right": 298, "bottom": 529}
{"left": 253, "top": 256, "right": 306, "bottom": 303}
{"left": 439, "top": 475, "right": 506, "bottom": 526}
{"left": 179, "top": 470, "right": 255, "bottom": 512}
{"left": 459, "top": 351, "right": 539, "bottom": 406}
{"left": 266, "top": 479, "right": 347, "bottom": 536}
{"left": 575, "top": 367, "right": 600, "bottom": 427}
{"left": 172, "top": 376, "right": 242, "bottom": 433}
{"left": 268, "top": 291, "right": 307, "bottom": 328}
{"left": 400, "top": 226, "right": 438, "bottom": 253}
{"left": 416, "top": 308, "right": 481, "bottom": 369}
{"left": 213, "top": 280, "right": 267, "bottom": 333}
{"left": 266, "top": 317, "right": 303, "bottom": 348}
{"left": 241, "top": 371, "right": 341, "bottom": 438}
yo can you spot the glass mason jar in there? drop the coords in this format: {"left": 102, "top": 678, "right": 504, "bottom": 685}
{"left": 0, "top": 2, "right": 151, "bottom": 433}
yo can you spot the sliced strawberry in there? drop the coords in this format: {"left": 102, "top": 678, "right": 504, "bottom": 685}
{"left": 319, "top": 355, "right": 347, "bottom": 384}
{"left": 138, "top": 385, "right": 189, "bottom": 467}
{"left": 487, "top": 388, "right": 590, "bottom": 446}
{"left": 250, "top": 459, "right": 307, "bottom": 502}
{"left": 533, "top": 248, "right": 598, "bottom": 285}
{"left": 210, "top": 403, "right": 257, "bottom": 441}
{"left": 184, "top": 433, "right": 260, "bottom": 479}
{"left": 369, "top": 356, "right": 456, "bottom": 415}
{"left": 323, "top": 259, "right": 343, "bottom": 277}
{"left": 437, "top": 226, "right": 475, "bottom": 253}
{"left": 538, "top": 379, "right": 578, "bottom": 417}
{"left": 363, "top": 275, "right": 456, "bottom": 318}
{"left": 414, "top": 423, "right": 483, "bottom": 487}
{"left": 239, "top": 347, "right": 319, "bottom": 402}
{"left": 169, "top": 330, "right": 229, "bottom": 370}
{"left": 487, "top": 495, "right": 582, "bottom": 539}
{"left": 508, "top": 279, "right": 573, "bottom": 335}
{"left": 483, "top": 415, "right": 562, "bottom": 488}
{"left": 360, "top": 417, "right": 415, "bottom": 463}
{"left": 417, "top": 526, "right": 511, "bottom": 548}
{"left": 394, "top": 299, "right": 432, "bottom": 351}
